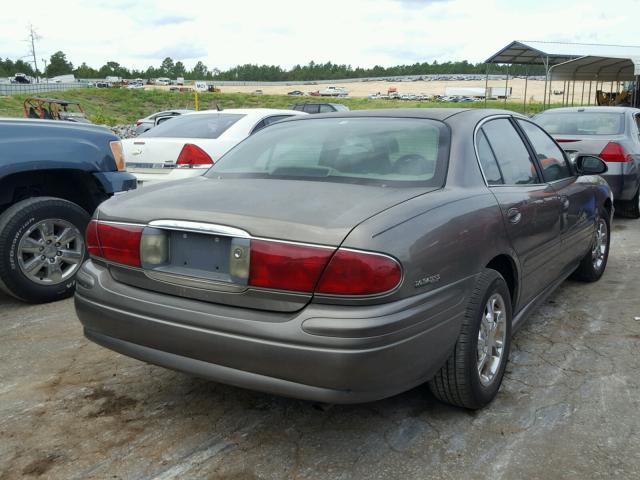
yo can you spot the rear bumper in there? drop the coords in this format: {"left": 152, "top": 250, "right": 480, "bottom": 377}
{"left": 74, "top": 260, "right": 471, "bottom": 403}
{"left": 130, "top": 169, "right": 205, "bottom": 187}
{"left": 602, "top": 173, "right": 639, "bottom": 201}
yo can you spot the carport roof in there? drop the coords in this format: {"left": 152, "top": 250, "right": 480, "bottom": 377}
{"left": 550, "top": 55, "right": 640, "bottom": 81}
{"left": 485, "top": 40, "right": 640, "bottom": 66}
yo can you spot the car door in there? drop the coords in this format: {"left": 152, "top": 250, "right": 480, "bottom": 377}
{"left": 516, "top": 119, "right": 595, "bottom": 266}
{"left": 477, "top": 117, "right": 563, "bottom": 305}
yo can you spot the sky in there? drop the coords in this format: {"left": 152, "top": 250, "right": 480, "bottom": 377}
{"left": 1, "top": 0, "right": 639, "bottom": 71}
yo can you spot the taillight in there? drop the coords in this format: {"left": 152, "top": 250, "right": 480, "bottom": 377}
{"left": 85, "top": 220, "right": 143, "bottom": 267}
{"left": 249, "top": 240, "right": 332, "bottom": 292}
{"left": 316, "top": 249, "right": 402, "bottom": 295}
{"left": 247, "top": 239, "right": 402, "bottom": 296}
{"left": 176, "top": 144, "right": 214, "bottom": 168}
{"left": 599, "top": 142, "right": 632, "bottom": 162}
{"left": 135, "top": 120, "right": 143, "bottom": 127}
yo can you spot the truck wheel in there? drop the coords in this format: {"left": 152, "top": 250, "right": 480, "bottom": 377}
{"left": 616, "top": 189, "right": 640, "bottom": 219}
{"left": 571, "top": 214, "right": 610, "bottom": 282}
{"left": 428, "top": 269, "right": 512, "bottom": 410}
{"left": 0, "top": 197, "right": 90, "bottom": 303}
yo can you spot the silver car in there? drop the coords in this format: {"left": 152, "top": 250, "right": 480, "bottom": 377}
{"left": 535, "top": 106, "right": 640, "bottom": 218}
{"left": 134, "top": 109, "right": 193, "bottom": 135}
{"left": 75, "top": 109, "right": 613, "bottom": 410}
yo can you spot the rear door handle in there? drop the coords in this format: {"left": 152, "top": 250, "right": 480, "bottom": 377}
{"left": 507, "top": 207, "right": 522, "bottom": 224}
{"left": 561, "top": 196, "right": 570, "bottom": 210}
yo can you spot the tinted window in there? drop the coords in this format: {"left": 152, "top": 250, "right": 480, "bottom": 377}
{"left": 333, "top": 104, "right": 350, "bottom": 112}
{"left": 517, "top": 120, "right": 572, "bottom": 182}
{"left": 535, "top": 112, "right": 624, "bottom": 135}
{"left": 476, "top": 130, "right": 503, "bottom": 185}
{"left": 303, "top": 104, "right": 320, "bottom": 114}
{"left": 140, "top": 113, "right": 245, "bottom": 139}
{"left": 319, "top": 104, "right": 335, "bottom": 113}
{"left": 208, "top": 118, "right": 449, "bottom": 187}
{"left": 292, "top": 105, "right": 304, "bottom": 111}
{"left": 482, "top": 119, "right": 540, "bottom": 185}
{"left": 251, "top": 115, "right": 295, "bottom": 134}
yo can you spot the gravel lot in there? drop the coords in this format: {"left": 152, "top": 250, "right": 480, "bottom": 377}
{"left": 1, "top": 219, "right": 639, "bottom": 480}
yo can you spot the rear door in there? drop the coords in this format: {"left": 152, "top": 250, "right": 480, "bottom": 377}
{"left": 516, "top": 119, "right": 595, "bottom": 266}
{"left": 477, "top": 117, "right": 563, "bottom": 305}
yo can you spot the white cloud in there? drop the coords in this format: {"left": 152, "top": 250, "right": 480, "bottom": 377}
{"left": 1, "top": 0, "right": 639, "bottom": 71}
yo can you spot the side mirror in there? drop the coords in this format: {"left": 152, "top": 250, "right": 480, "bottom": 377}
{"left": 575, "top": 155, "right": 608, "bottom": 175}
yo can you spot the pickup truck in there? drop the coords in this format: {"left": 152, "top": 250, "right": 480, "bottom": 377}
{"left": 0, "top": 118, "right": 137, "bottom": 303}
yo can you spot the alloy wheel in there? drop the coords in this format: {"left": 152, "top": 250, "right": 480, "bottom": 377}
{"left": 591, "top": 218, "right": 608, "bottom": 271}
{"left": 17, "top": 219, "right": 85, "bottom": 286}
{"left": 477, "top": 293, "right": 507, "bottom": 386}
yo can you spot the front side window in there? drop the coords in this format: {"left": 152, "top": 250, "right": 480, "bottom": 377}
{"left": 481, "top": 119, "right": 540, "bottom": 185}
{"left": 319, "top": 104, "right": 335, "bottom": 113}
{"left": 208, "top": 117, "right": 450, "bottom": 187}
{"left": 303, "top": 104, "right": 320, "bottom": 114}
{"left": 517, "top": 120, "right": 572, "bottom": 182}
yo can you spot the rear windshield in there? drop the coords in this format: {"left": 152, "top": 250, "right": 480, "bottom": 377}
{"left": 207, "top": 117, "right": 449, "bottom": 187}
{"left": 140, "top": 113, "right": 245, "bottom": 139}
{"left": 535, "top": 112, "right": 624, "bottom": 135}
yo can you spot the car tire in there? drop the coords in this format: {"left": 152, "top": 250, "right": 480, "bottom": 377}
{"left": 616, "top": 189, "right": 640, "bottom": 219}
{"left": 571, "top": 212, "right": 610, "bottom": 282}
{"left": 0, "top": 197, "right": 90, "bottom": 303}
{"left": 428, "top": 269, "right": 512, "bottom": 410}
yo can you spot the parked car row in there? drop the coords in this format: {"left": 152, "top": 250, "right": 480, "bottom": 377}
{"left": 4, "top": 103, "right": 639, "bottom": 413}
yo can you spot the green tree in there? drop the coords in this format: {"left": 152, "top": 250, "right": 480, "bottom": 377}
{"left": 160, "top": 57, "right": 174, "bottom": 76}
{"left": 45, "top": 51, "right": 73, "bottom": 77}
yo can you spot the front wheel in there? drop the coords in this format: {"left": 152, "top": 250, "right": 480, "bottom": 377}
{"left": 428, "top": 269, "right": 512, "bottom": 409}
{"left": 0, "top": 197, "right": 90, "bottom": 303}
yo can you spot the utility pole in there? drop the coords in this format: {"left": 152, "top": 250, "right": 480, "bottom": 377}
{"left": 27, "top": 24, "right": 41, "bottom": 82}
{"left": 42, "top": 59, "right": 48, "bottom": 82}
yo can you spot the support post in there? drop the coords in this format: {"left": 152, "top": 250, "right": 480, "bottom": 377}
{"left": 571, "top": 79, "right": 576, "bottom": 106}
{"left": 580, "top": 81, "right": 585, "bottom": 105}
{"left": 542, "top": 56, "right": 549, "bottom": 109}
{"left": 484, "top": 63, "right": 490, "bottom": 107}
{"left": 523, "top": 67, "right": 529, "bottom": 114}
{"left": 504, "top": 64, "right": 510, "bottom": 105}
{"left": 587, "top": 81, "right": 592, "bottom": 105}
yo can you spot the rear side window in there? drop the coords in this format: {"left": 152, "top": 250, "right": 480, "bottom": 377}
{"left": 535, "top": 112, "right": 624, "bottom": 135}
{"left": 481, "top": 119, "right": 540, "bottom": 185}
{"left": 476, "top": 130, "right": 503, "bottom": 185}
{"left": 517, "top": 120, "right": 572, "bottom": 182}
{"left": 141, "top": 113, "right": 245, "bottom": 139}
{"left": 303, "top": 104, "right": 320, "bottom": 114}
{"left": 319, "top": 104, "right": 335, "bottom": 113}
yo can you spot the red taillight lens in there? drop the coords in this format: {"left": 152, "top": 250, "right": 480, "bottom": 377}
{"left": 599, "top": 142, "right": 631, "bottom": 162}
{"left": 86, "top": 221, "right": 143, "bottom": 267}
{"left": 135, "top": 120, "right": 142, "bottom": 126}
{"left": 316, "top": 249, "right": 402, "bottom": 295}
{"left": 249, "top": 240, "right": 332, "bottom": 292}
{"left": 85, "top": 220, "right": 101, "bottom": 257}
{"left": 176, "top": 143, "right": 214, "bottom": 168}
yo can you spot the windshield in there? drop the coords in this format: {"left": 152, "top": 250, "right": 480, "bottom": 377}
{"left": 207, "top": 117, "right": 449, "bottom": 187}
{"left": 140, "top": 113, "right": 245, "bottom": 139}
{"left": 535, "top": 112, "right": 625, "bottom": 135}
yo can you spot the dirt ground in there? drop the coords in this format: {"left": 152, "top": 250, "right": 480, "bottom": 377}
{"left": 1, "top": 219, "right": 639, "bottom": 479}
{"left": 150, "top": 78, "right": 578, "bottom": 104}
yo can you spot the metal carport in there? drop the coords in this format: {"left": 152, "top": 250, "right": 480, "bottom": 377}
{"left": 548, "top": 55, "right": 640, "bottom": 108}
{"left": 485, "top": 40, "right": 640, "bottom": 111}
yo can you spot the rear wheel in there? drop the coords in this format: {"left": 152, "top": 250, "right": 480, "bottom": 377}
{"left": 428, "top": 269, "right": 512, "bottom": 410}
{"left": 571, "top": 214, "right": 610, "bottom": 282}
{"left": 0, "top": 197, "right": 89, "bottom": 303}
{"left": 616, "top": 188, "right": 640, "bottom": 219}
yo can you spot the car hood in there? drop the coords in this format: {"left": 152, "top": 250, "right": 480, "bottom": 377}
{"left": 97, "top": 176, "right": 437, "bottom": 245}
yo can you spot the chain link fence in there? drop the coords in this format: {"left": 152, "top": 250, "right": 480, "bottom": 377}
{"left": 0, "top": 82, "right": 89, "bottom": 95}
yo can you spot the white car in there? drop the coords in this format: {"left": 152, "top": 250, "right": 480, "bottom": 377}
{"left": 122, "top": 108, "right": 307, "bottom": 186}
{"left": 134, "top": 109, "right": 193, "bottom": 135}
{"left": 320, "top": 86, "right": 349, "bottom": 96}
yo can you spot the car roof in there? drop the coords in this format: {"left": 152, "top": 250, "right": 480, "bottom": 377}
{"left": 185, "top": 108, "right": 306, "bottom": 117}
{"left": 278, "top": 108, "right": 521, "bottom": 122}
{"left": 537, "top": 106, "right": 640, "bottom": 114}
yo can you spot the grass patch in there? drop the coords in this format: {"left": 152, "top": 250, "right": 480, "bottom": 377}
{"left": 0, "top": 88, "right": 547, "bottom": 125}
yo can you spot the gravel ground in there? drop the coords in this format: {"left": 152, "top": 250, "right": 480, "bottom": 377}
{"left": 1, "top": 219, "right": 639, "bottom": 480}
